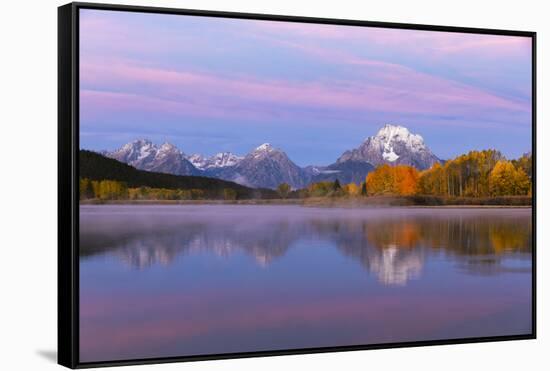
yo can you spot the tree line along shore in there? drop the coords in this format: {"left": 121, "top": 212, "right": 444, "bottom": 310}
{"left": 79, "top": 149, "right": 532, "bottom": 206}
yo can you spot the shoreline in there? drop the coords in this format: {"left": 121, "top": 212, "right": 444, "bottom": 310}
{"left": 80, "top": 196, "right": 532, "bottom": 208}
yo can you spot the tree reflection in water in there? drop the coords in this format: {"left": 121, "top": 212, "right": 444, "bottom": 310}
{"left": 80, "top": 206, "right": 531, "bottom": 285}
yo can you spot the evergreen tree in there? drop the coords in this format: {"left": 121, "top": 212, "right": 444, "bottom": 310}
{"left": 361, "top": 182, "right": 367, "bottom": 196}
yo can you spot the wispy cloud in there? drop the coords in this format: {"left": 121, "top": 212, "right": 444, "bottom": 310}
{"left": 252, "top": 20, "right": 531, "bottom": 58}
{"left": 81, "top": 58, "right": 529, "bottom": 125}
{"left": 79, "top": 9, "right": 532, "bottom": 160}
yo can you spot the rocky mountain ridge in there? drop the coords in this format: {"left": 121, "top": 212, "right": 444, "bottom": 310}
{"left": 103, "top": 125, "right": 441, "bottom": 189}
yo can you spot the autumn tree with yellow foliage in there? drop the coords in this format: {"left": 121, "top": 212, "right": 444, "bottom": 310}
{"left": 488, "top": 160, "right": 531, "bottom": 196}
{"left": 361, "top": 150, "right": 531, "bottom": 198}
{"left": 417, "top": 150, "right": 504, "bottom": 197}
{"left": 417, "top": 162, "right": 446, "bottom": 195}
{"left": 79, "top": 178, "right": 129, "bottom": 200}
{"left": 343, "top": 182, "right": 360, "bottom": 196}
{"left": 365, "top": 164, "right": 395, "bottom": 195}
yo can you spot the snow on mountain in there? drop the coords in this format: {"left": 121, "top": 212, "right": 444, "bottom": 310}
{"left": 337, "top": 124, "right": 440, "bottom": 170}
{"left": 214, "top": 143, "right": 307, "bottom": 189}
{"left": 187, "top": 153, "right": 207, "bottom": 169}
{"left": 382, "top": 148, "right": 399, "bottom": 162}
{"left": 188, "top": 152, "right": 243, "bottom": 170}
{"left": 254, "top": 143, "right": 274, "bottom": 153}
{"left": 209, "top": 152, "right": 243, "bottom": 168}
{"left": 106, "top": 139, "right": 200, "bottom": 176}
{"left": 112, "top": 139, "right": 156, "bottom": 163}
{"left": 103, "top": 124, "right": 440, "bottom": 189}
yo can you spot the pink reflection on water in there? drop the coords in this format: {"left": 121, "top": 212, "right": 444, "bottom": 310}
{"left": 80, "top": 284, "right": 529, "bottom": 362}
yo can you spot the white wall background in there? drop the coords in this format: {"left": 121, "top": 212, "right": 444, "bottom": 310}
{"left": 0, "top": 0, "right": 546, "bottom": 369}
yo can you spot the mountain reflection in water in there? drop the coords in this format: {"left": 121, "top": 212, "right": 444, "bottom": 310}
{"left": 79, "top": 205, "right": 532, "bottom": 362}
{"left": 80, "top": 205, "right": 531, "bottom": 286}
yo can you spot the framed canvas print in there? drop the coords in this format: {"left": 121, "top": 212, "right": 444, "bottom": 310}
{"left": 58, "top": 2, "right": 536, "bottom": 368}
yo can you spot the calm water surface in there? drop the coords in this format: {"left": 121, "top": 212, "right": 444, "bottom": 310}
{"left": 79, "top": 205, "right": 532, "bottom": 362}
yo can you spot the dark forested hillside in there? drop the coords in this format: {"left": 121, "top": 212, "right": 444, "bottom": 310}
{"left": 79, "top": 150, "right": 277, "bottom": 199}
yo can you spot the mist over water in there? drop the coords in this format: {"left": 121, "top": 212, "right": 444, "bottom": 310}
{"left": 79, "top": 205, "right": 532, "bottom": 362}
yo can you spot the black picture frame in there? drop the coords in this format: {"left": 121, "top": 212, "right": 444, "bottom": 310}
{"left": 58, "top": 2, "right": 537, "bottom": 369}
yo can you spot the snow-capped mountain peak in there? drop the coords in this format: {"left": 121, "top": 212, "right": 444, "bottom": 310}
{"left": 106, "top": 139, "right": 199, "bottom": 176}
{"left": 210, "top": 152, "right": 243, "bottom": 168}
{"left": 374, "top": 125, "right": 423, "bottom": 162}
{"left": 159, "top": 142, "right": 179, "bottom": 151}
{"left": 187, "top": 154, "right": 207, "bottom": 169}
{"left": 224, "top": 143, "right": 306, "bottom": 189}
{"left": 250, "top": 143, "right": 279, "bottom": 159}
{"left": 254, "top": 143, "right": 274, "bottom": 152}
{"left": 131, "top": 138, "right": 152, "bottom": 147}
{"left": 157, "top": 142, "right": 183, "bottom": 158}
{"left": 376, "top": 124, "right": 412, "bottom": 140}
{"left": 337, "top": 124, "right": 440, "bottom": 170}
{"left": 112, "top": 139, "right": 155, "bottom": 162}
{"left": 375, "top": 124, "right": 426, "bottom": 152}
{"left": 188, "top": 152, "right": 244, "bottom": 170}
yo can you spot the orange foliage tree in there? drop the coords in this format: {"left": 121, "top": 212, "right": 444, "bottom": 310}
{"left": 394, "top": 165, "right": 420, "bottom": 195}
{"left": 365, "top": 164, "right": 419, "bottom": 196}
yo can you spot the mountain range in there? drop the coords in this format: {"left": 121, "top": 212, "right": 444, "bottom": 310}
{"left": 101, "top": 124, "right": 441, "bottom": 189}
